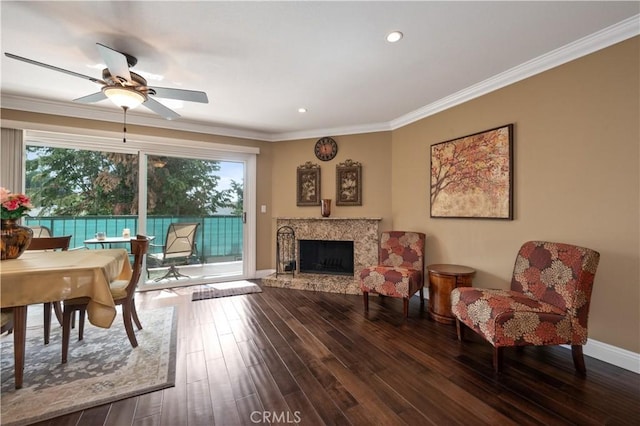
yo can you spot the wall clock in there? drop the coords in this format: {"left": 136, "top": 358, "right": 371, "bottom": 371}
{"left": 314, "top": 137, "right": 338, "bottom": 161}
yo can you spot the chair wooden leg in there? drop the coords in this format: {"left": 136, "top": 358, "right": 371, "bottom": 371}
{"left": 43, "top": 302, "right": 51, "bottom": 345}
{"left": 53, "top": 301, "right": 63, "bottom": 325}
{"left": 403, "top": 298, "right": 409, "bottom": 318}
{"left": 493, "top": 346, "right": 503, "bottom": 373}
{"left": 122, "top": 303, "right": 139, "bottom": 348}
{"left": 456, "top": 319, "right": 464, "bottom": 341}
{"left": 61, "top": 307, "right": 73, "bottom": 364}
{"left": 78, "top": 308, "right": 86, "bottom": 341}
{"left": 363, "top": 292, "right": 369, "bottom": 312}
{"left": 419, "top": 288, "right": 424, "bottom": 310}
{"left": 55, "top": 300, "right": 74, "bottom": 332}
{"left": 131, "top": 300, "right": 143, "bottom": 330}
{"left": 572, "top": 345, "right": 587, "bottom": 375}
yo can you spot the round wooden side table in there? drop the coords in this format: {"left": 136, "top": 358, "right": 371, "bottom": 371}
{"left": 427, "top": 264, "right": 476, "bottom": 324}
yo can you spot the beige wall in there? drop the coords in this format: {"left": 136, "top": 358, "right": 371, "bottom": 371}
{"left": 269, "top": 132, "right": 394, "bottom": 260}
{"left": 391, "top": 37, "right": 639, "bottom": 352}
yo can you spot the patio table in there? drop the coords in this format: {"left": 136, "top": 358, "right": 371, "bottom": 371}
{"left": 84, "top": 235, "right": 155, "bottom": 248}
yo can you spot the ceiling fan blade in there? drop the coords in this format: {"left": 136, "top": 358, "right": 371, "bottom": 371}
{"left": 149, "top": 86, "right": 209, "bottom": 103}
{"left": 143, "top": 97, "right": 180, "bottom": 120}
{"left": 96, "top": 43, "right": 132, "bottom": 83}
{"left": 4, "top": 52, "right": 106, "bottom": 84}
{"left": 73, "top": 91, "right": 107, "bottom": 104}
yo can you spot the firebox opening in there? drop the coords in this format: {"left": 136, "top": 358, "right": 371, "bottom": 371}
{"left": 299, "top": 239, "right": 354, "bottom": 276}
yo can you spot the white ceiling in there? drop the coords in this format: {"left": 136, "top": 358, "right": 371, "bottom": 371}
{"left": 1, "top": 1, "right": 638, "bottom": 142}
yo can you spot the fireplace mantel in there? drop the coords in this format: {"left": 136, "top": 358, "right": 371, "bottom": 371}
{"left": 275, "top": 217, "right": 382, "bottom": 220}
{"left": 263, "top": 217, "right": 381, "bottom": 294}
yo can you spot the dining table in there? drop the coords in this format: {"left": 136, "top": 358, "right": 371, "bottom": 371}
{"left": 0, "top": 248, "right": 132, "bottom": 389}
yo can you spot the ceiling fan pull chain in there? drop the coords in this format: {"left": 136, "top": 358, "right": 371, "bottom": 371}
{"left": 122, "top": 106, "right": 129, "bottom": 143}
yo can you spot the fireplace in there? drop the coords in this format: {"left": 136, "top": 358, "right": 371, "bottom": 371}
{"left": 299, "top": 240, "right": 354, "bottom": 276}
{"left": 263, "top": 217, "right": 381, "bottom": 294}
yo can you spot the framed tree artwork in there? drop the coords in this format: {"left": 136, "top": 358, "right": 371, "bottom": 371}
{"left": 336, "top": 159, "right": 362, "bottom": 206}
{"left": 430, "top": 124, "right": 514, "bottom": 219}
{"left": 296, "top": 162, "right": 321, "bottom": 206}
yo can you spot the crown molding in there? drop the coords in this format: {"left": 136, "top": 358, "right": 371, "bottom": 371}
{"left": 0, "top": 93, "right": 394, "bottom": 142}
{"left": 0, "top": 94, "right": 274, "bottom": 142}
{"left": 272, "top": 121, "right": 393, "bottom": 142}
{"left": 389, "top": 14, "right": 640, "bottom": 130}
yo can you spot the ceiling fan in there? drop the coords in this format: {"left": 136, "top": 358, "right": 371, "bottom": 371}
{"left": 4, "top": 43, "right": 208, "bottom": 121}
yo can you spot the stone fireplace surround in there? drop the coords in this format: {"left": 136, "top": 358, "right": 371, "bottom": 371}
{"left": 263, "top": 217, "right": 381, "bottom": 294}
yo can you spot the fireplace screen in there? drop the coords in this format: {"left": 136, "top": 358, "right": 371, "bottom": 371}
{"left": 299, "top": 239, "right": 354, "bottom": 276}
{"left": 276, "top": 226, "right": 296, "bottom": 277}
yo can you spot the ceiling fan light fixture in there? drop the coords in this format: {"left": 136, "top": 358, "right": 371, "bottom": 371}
{"left": 103, "top": 86, "right": 147, "bottom": 110}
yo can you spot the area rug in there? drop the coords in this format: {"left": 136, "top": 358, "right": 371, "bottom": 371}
{"left": 0, "top": 306, "right": 177, "bottom": 426}
{"left": 191, "top": 280, "right": 262, "bottom": 301}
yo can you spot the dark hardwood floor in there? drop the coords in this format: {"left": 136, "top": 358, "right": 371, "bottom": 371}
{"left": 34, "top": 282, "right": 639, "bottom": 426}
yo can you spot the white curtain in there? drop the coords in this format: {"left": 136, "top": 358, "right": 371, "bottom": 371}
{"left": 0, "top": 128, "right": 24, "bottom": 192}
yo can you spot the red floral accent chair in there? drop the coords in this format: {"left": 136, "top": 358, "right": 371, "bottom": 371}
{"left": 451, "top": 241, "right": 600, "bottom": 374}
{"left": 359, "top": 231, "right": 426, "bottom": 317}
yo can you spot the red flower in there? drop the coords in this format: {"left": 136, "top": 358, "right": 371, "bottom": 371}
{"left": 1, "top": 188, "right": 33, "bottom": 220}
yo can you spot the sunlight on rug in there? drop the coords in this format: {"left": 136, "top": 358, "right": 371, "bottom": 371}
{"left": 0, "top": 306, "right": 177, "bottom": 426}
{"left": 191, "top": 280, "right": 262, "bottom": 301}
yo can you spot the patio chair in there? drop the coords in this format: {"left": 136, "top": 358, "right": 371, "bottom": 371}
{"left": 25, "top": 235, "right": 72, "bottom": 344}
{"left": 147, "top": 222, "right": 200, "bottom": 281}
{"left": 28, "top": 225, "right": 52, "bottom": 237}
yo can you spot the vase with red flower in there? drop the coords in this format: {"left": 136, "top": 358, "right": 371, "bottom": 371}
{"left": 1, "top": 188, "right": 34, "bottom": 260}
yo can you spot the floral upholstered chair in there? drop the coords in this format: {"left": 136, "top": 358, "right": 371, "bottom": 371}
{"left": 451, "top": 241, "right": 600, "bottom": 374}
{"left": 359, "top": 231, "right": 426, "bottom": 317}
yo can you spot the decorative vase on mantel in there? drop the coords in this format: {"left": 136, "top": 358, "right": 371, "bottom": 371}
{"left": 1, "top": 219, "right": 33, "bottom": 260}
{"left": 321, "top": 199, "right": 332, "bottom": 217}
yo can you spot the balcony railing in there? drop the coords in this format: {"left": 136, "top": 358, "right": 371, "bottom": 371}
{"left": 24, "top": 215, "right": 243, "bottom": 263}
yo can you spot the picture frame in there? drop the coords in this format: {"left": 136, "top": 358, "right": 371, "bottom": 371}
{"left": 296, "top": 162, "right": 321, "bottom": 206}
{"left": 430, "top": 124, "right": 514, "bottom": 219}
{"left": 336, "top": 159, "right": 362, "bottom": 206}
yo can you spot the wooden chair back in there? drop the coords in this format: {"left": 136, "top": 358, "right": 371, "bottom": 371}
{"left": 123, "top": 235, "right": 150, "bottom": 299}
{"left": 26, "top": 235, "right": 72, "bottom": 251}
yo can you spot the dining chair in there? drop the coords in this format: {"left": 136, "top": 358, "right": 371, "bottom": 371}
{"left": 25, "top": 235, "right": 72, "bottom": 344}
{"left": 61, "top": 235, "right": 150, "bottom": 363}
{"left": 1, "top": 309, "right": 13, "bottom": 335}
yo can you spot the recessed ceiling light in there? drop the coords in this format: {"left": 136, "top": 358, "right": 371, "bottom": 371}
{"left": 386, "top": 31, "right": 403, "bottom": 43}
{"left": 298, "top": 107, "right": 307, "bottom": 113}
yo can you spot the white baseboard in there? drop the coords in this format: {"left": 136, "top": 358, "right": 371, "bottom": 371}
{"left": 255, "top": 269, "right": 275, "bottom": 279}
{"left": 254, "top": 273, "right": 639, "bottom": 374}
{"left": 565, "top": 339, "right": 640, "bottom": 374}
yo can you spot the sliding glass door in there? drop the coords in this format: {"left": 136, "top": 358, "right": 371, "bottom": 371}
{"left": 141, "top": 154, "right": 245, "bottom": 288}
{"left": 22, "top": 130, "right": 257, "bottom": 290}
